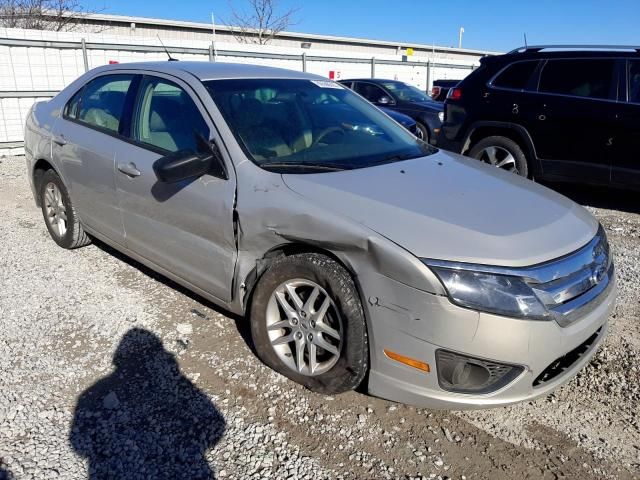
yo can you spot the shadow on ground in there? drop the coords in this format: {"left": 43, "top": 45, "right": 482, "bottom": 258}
{"left": 69, "top": 328, "right": 226, "bottom": 479}
{"left": 543, "top": 181, "right": 640, "bottom": 215}
{"left": 0, "top": 465, "right": 13, "bottom": 480}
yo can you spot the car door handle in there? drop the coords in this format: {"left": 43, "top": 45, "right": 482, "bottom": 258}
{"left": 117, "top": 162, "right": 141, "bottom": 178}
{"left": 52, "top": 135, "right": 67, "bottom": 146}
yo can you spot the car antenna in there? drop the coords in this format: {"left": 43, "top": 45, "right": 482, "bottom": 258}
{"left": 524, "top": 33, "right": 528, "bottom": 49}
{"left": 157, "top": 35, "right": 178, "bottom": 61}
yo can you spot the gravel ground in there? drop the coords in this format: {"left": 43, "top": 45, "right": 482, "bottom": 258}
{"left": 0, "top": 155, "right": 639, "bottom": 479}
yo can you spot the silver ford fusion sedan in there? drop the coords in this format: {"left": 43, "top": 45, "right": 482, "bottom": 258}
{"left": 24, "top": 62, "right": 616, "bottom": 409}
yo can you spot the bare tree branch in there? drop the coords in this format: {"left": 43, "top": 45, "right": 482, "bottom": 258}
{"left": 0, "top": 0, "right": 100, "bottom": 31}
{"left": 225, "top": 0, "right": 299, "bottom": 45}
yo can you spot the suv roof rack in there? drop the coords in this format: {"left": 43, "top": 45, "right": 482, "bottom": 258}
{"left": 508, "top": 45, "right": 640, "bottom": 54}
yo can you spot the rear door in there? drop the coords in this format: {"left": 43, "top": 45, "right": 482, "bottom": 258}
{"left": 115, "top": 73, "right": 237, "bottom": 303}
{"left": 611, "top": 59, "right": 640, "bottom": 187}
{"left": 51, "top": 73, "right": 138, "bottom": 244}
{"left": 528, "top": 58, "right": 617, "bottom": 183}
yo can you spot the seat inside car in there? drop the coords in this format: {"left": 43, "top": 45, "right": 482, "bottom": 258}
{"left": 232, "top": 97, "right": 294, "bottom": 159}
{"left": 80, "top": 90, "right": 126, "bottom": 132}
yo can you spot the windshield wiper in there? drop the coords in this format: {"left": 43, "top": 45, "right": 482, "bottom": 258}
{"left": 260, "top": 161, "right": 352, "bottom": 172}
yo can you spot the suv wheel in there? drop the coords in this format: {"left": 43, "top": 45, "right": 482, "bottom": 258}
{"left": 39, "top": 169, "right": 91, "bottom": 249}
{"left": 250, "top": 253, "right": 368, "bottom": 395}
{"left": 468, "top": 136, "right": 529, "bottom": 177}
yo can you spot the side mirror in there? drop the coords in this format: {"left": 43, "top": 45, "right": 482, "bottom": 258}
{"left": 377, "top": 96, "right": 392, "bottom": 105}
{"left": 153, "top": 137, "right": 228, "bottom": 183}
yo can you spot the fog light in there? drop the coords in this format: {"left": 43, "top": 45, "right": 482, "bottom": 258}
{"left": 435, "top": 349, "right": 524, "bottom": 394}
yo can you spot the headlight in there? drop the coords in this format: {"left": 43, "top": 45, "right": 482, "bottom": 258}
{"left": 424, "top": 260, "right": 550, "bottom": 321}
{"left": 438, "top": 111, "right": 445, "bottom": 123}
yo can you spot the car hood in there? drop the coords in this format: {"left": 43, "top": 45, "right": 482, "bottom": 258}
{"left": 404, "top": 101, "right": 444, "bottom": 112}
{"left": 281, "top": 151, "right": 597, "bottom": 267}
{"left": 380, "top": 107, "right": 415, "bottom": 127}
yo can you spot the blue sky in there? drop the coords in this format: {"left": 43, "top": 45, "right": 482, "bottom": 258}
{"left": 88, "top": 0, "right": 639, "bottom": 52}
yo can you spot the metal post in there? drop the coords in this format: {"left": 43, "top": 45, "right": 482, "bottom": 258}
{"left": 426, "top": 60, "right": 432, "bottom": 92}
{"left": 81, "top": 38, "right": 89, "bottom": 72}
{"left": 371, "top": 57, "right": 375, "bottom": 78}
{"left": 302, "top": 52, "right": 307, "bottom": 72}
{"left": 209, "top": 43, "right": 214, "bottom": 62}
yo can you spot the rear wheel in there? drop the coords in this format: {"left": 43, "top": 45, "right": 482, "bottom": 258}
{"left": 250, "top": 253, "right": 368, "bottom": 394}
{"left": 39, "top": 169, "right": 91, "bottom": 249}
{"left": 468, "top": 135, "right": 529, "bottom": 177}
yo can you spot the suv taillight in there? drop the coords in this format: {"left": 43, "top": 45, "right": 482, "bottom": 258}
{"left": 447, "top": 87, "right": 462, "bottom": 101}
{"left": 431, "top": 86, "right": 441, "bottom": 98}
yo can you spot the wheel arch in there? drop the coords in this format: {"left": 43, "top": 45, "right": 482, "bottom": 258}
{"left": 32, "top": 158, "right": 58, "bottom": 207}
{"left": 463, "top": 121, "right": 541, "bottom": 176}
{"left": 241, "top": 242, "right": 364, "bottom": 316}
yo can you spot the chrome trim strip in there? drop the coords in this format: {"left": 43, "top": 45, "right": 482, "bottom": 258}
{"left": 551, "top": 264, "right": 614, "bottom": 327}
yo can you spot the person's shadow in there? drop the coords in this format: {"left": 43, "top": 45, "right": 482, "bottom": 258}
{"left": 0, "top": 465, "right": 13, "bottom": 480}
{"left": 69, "top": 328, "right": 225, "bottom": 479}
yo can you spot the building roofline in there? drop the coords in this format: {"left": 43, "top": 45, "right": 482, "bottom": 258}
{"left": 76, "top": 12, "right": 499, "bottom": 56}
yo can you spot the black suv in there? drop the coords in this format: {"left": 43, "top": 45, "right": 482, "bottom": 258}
{"left": 339, "top": 78, "right": 443, "bottom": 143}
{"left": 437, "top": 45, "right": 640, "bottom": 188}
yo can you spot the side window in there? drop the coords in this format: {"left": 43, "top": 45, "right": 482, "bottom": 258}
{"left": 354, "top": 82, "right": 387, "bottom": 102}
{"left": 64, "top": 88, "right": 83, "bottom": 119}
{"left": 492, "top": 61, "right": 539, "bottom": 90}
{"left": 628, "top": 60, "right": 640, "bottom": 104}
{"left": 77, "top": 75, "right": 134, "bottom": 133}
{"left": 133, "top": 77, "right": 210, "bottom": 154}
{"left": 538, "top": 59, "right": 615, "bottom": 100}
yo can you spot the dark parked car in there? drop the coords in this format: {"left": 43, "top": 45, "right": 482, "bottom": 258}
{"left": 379, "top": 106, "right": 421, "bottom": 137}
{"left": 339, "top": 79, "right": 443, "bottom": 143}
{"left": 430, "top": 79, "right": 460, "bottom": 102}
{"left": 437, "top": 45, "right": 640, "bottom": 188}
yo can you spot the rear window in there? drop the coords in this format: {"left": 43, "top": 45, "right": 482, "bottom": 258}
{"left": 538, "top": 59, "right": 615, "bottom": 100}
{"left": 492, "top": 61, "right": 539, "bottom": 90}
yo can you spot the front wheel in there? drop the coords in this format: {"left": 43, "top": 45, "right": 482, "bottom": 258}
{"left": 415, "top": 122, "right": 430, "bottom": 143}
{"left": 250, "top": 253, "right": 368, "bottom": 394}
{"left": 468, "top": 135, "right": 529, "bottom": 177}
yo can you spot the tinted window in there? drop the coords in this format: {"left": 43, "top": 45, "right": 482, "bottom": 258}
{"left": 133, "top": 77, "right": 210, "bottom": 153}
{"left": 205, "top": 78, "right": 433, "bottom": 172}
{"left": 64, "top": 88, "right": 83, "bottom": 119}
{"left": 354, "top": 82, "right": 388, "bottom": 102}
{"left": 380, "top": 81, "right": 432, "bottom": 102}
{"left": 77, "top": 75, "right": 134, "bottom": 133}
{"left": 538, "top": 59, "right": 615, "bottom": 99}
{"left": 492, "top": 61, "right": 539, "bottom": 89}
{"left": 628, "top": 60, "right": 640, "bottom": 104}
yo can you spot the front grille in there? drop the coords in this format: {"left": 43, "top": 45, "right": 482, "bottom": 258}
{"left": 525, "top": 226, "right": 613, "bottom": 327}
{"left": 533, "top": 327, "right": 602, "bottom": 387}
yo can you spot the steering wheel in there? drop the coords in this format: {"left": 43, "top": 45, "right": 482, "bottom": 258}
{"left": 312, "top": 126, "right": 345, "bottom": 146}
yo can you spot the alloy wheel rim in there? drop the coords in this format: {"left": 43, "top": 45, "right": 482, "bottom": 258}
{"left": 266, "top": 279, "right": 343, "bottom": 376}
{"left": 44, "top": 182, "right": 67, "bottom": 237}
{"left": 478, "top": 146, "right": 518, "bottom": 173}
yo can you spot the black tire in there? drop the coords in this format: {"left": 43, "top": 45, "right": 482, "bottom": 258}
{"left": 468, "top": 135, "right": 529, "bottom": 178}
{"left": 250, "top": 253, "right": 368, "bottom": 394}
{"left": 39, "top": 169, "right": 91, "bottom": 249}
{"left": 416, "top": 122, "right": 430, "bottom": 143}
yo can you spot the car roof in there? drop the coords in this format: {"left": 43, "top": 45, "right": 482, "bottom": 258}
{"left": 340, "top": 78, "right": 402, "bottom": 83}
{"left": 91, "top": 61, "right": 327, "bottom": 81}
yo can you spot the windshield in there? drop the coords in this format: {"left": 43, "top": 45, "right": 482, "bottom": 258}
{"left": 205, "top": 79, "right": 434, "bottom": 172}
{"left": 380, "top": 81, "right": 432, "bottom": 102}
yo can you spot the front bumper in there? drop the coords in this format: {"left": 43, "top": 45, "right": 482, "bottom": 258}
{"left": 364, "top": 271, "right": 616, "bottom": 409}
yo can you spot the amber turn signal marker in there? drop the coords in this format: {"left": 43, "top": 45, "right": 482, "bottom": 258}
{"left": 383, "top": 349, "right": 430, "bottom": 372}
